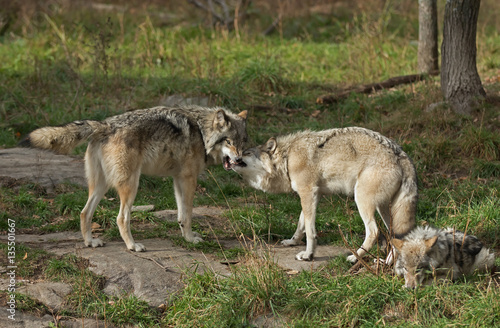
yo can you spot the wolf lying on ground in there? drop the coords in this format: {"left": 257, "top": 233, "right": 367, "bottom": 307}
{"left": 392, "top": 226, "right": 496, "bottom": 288}
{"left": 229, "top": 127, "right": 418, "bottom": 262}
{"left": 21, "top": 105, "right": 248, "bottom": 252}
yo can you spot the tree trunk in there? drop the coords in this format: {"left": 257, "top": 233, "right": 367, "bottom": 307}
{"left": 441, "top": 0, "right": 486, "bottom": 115}
{"left": 418, "top": 0, "right": 438, "bottom": 73}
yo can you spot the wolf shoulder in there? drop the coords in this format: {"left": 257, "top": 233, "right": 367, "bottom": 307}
{"left": 103, "top": 107, "right": 200, "bottom": 141}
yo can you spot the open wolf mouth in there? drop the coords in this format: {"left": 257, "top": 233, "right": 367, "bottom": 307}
{"left": 223, "top": 156, "right": 247, "bottom": 171}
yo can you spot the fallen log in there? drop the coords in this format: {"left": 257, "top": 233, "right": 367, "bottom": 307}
{"left": 316, "top": 71, "right": 439, "bottom": 104}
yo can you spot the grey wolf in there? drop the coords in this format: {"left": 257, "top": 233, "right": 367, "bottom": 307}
{"left": 393, "top": 225, "right": 495, "bottom": 288}
{"left": 229, "top": 127, "right": 417, "bottom": 262}
{"left": 21, "top": 105, "right": 248, "bottom": 251}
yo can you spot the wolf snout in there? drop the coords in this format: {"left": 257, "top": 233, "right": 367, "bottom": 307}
{"left": 403, "top": 280, "right": 418, "bottom": 289}
{"left": 223, "top": 155, "right": 246, "bottom": 171}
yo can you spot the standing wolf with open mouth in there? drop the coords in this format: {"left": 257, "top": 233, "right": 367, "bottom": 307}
{"left": 21, "top": 105, "right": 248, "bottom": 252}
{"left": 229, "top": 127, "right": 417, "bottom": 263}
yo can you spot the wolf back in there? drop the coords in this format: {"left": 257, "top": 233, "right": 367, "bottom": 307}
{"left": 21, "top": 105, "right": 248, "bottom": 252}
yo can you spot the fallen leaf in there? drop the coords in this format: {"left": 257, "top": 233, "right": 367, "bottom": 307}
{"left": 311, "top": 109, "right": 321, "bottom": 118}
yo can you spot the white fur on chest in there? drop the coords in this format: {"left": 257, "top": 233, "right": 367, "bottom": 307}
{"left": 243, "top": 167, "right": 267, "bottom": 191}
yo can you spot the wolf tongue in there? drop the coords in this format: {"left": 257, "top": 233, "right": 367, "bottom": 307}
{"left": 223, "top": 156, "right": 232, "bottom": 170}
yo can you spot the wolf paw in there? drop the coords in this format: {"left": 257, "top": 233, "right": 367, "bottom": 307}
{"left": 185, "top": 232, "right": 204, "bottom": 244}
{"left": 346, "top": 254, "right": 358, "bottom": 263}
{"left": 295, "top": 251, "right": 314, "bottom": 261}
{"left": 129, "top": 243, "right": 146, "bottom": 252}
{"left": 281, "top": 238, "right": 300, "bottom": 246}
{"left": 85, "top": 238, "right": 104, "bottom": 248}
{"left": 192, "top": 236, "right": 204, "bottom": 244}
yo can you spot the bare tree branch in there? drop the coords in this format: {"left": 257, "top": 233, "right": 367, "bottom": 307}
{"left": 187, "top": 0, "right": 253, "bottom": 31}
{"left": 317, "top": 71, "right": 439, "bottom": 104}
{"left": 188, "top": 0, "right": 225, "bottom": 24}
{"left": 215, "top": 0, "right": 230, "bottom": 22}
{"left": 262, "top": 15, "right": 281, "bottom": 36}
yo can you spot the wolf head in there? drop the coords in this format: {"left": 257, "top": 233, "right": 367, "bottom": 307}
{"left": 230, "top": 137, "right": 292, "bottom": 193}
{"left": 392, "top": 235, "right": 438, "bottom": 289}
{"left": 202, "top": 108, "right": 248, "bottom": 170}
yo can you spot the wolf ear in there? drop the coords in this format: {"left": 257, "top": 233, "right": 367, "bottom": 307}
{"left": 391, "top": 238, "right": 404, "bottom": 252}
{"left": 265, "top": 138, "right": 277, "bottom": 154}
{"left": 237, "top": 110, "right": 248, "bottom": 120}
{"left": 424, "top": 235, "right": 438, "bottom": 250}
{"left": 213, "top": 109, "right": 228, "bottom": 129}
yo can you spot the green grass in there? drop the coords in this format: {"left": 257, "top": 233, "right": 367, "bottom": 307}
{"left": 0, "top": 0, "right": 499, "bottom": 326}
{"left": 162, "top": 253, "right": 500, "bottom": 327}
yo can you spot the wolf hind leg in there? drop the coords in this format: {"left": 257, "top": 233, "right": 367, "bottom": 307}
{"left": 282, "top": 211, "right": 305, "bottom": 246}
{"left": 81, "top": 149, "right": 108, "bottom": 248}
{"left": 116, "top": 173, "right": 145, "bottom": 252}
{"left": 81, "top": 182, "right": 108, "bottom": 248}
{"left": 174, "top": 175, "right": 203, "bottom": 243}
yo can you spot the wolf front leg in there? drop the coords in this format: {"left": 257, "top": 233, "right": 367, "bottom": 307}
{"left": 173, "top": 175, "right": 203, "bottom": 243}
{"left": 294, "top": 187, "right": 320, "bottom": 261}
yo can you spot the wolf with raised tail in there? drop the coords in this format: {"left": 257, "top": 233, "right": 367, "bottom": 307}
{"left": 392, "top": 226, "right": 496, "bottom": 288}
{"left": 229, "top": 127, "right": 418, "bottom": 262}
{"left": 21, "top": 105, "right": 248, "bottom": 252}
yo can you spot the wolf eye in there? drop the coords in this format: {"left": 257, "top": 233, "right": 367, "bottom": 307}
{"left": 225, "top": 139, "right": 233, "bottom": 146}
{"left": 417, "top": 266, "right": 432, "bottom": 274}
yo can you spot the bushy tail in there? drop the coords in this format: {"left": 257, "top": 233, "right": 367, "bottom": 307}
{"left": 391, "top": 154, "right": 418, "bottom": 237}
{"left": 19, "top": 120, "right": 106, "bottom": 155}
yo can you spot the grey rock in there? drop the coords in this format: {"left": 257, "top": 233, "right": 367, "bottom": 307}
{"left": 0, "top": 148, "right": 86, "bottom": 193}
{"left": 17, "top": 282, "right": 72, "bottom": 311}
{"left": 159, "top": 94, "right": 211, "bottom": 107}
{"left": 131, "top": 205, "right": 155, "bottom": 212}
{"left": 0, "top": 309, "right": 53, "bottom": 328}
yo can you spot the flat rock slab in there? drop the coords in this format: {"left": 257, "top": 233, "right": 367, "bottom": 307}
{"left": 154, "top": 206, "right": 226, "bottom": 222}
{"left": 74, "top": 239, "right": 232, "bottom": 307}
{"left": 0, "top": 148, "right": 86, "bottom": 192}
{"left": 17, "top": 282, "right": 72, "bottom": 311}
{"left": 4, "top": 231, "right": 82, "bottom": 244}
{"left": 0, "top": 310, "right": 54, "bottom": 328}
{"left": 0, "top": 308, "right": 116, "bottom": 328}
{"left": 267, "top": 244, "right": 351, "bottom": 272}
{"left": 0, "top": 232, "right": 232, "bottom": 307}
{"left": 1, "top": 231, "right": 351, "bottom": 309}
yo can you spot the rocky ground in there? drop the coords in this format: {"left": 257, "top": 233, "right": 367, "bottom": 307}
{"left": 0, "top": 148, "right": 351, "bottom": 327}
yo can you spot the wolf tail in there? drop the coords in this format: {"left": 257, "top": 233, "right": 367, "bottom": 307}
{"left": 19, "top": 120, "right": 106, "bottom": 155}
{"left": 390, "top": 154, "right": 418, "bottom": 237}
